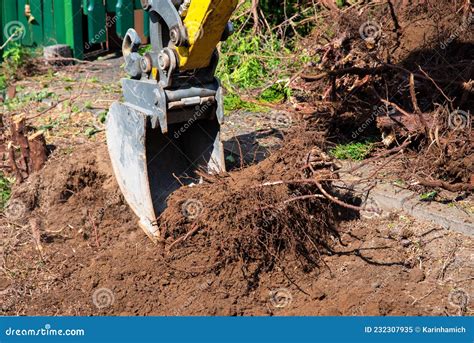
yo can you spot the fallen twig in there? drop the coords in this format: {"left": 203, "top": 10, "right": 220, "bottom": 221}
{"left": 315, "top": 181, "right": 367, "bottom": 212}
{"left": 417, "top": 179, "right": 474, "bottom": 192}
{"left": 167, "top": 224, "right": 200, "bottom": 251}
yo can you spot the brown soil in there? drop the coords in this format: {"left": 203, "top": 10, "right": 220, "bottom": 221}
{"left": 1, "top": 0, "right": 473, "bottom": 317}
{"left": 1, "top": 136, "right": 472, "bottom": 316}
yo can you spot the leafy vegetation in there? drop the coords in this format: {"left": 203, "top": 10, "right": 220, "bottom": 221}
{"left": 259, "top": 83, "right": 292, "bottom": 103}
{"left": 2, "top": 43, "right": 32, "bottom": 70}
{"left": 223, "top": 93, "right": 265, "bottom": 112}
{"left": 0, "top": 75, "right": 6, "bottom": 92}
{"left": 217, "top": 0, "right": 315, "bottom": 111}
{"left": 420, "top": 191, "right": 438, "bottom": 202}
{"left": 139, "top": 44, "right": 153, "bottom": 55}
{"left": 330, "top": 142, "right": 375, "bottom": 161}
{"left": 0, "top": 173, "right": 14, "bottom": 209}
{"left": 97, "top": 110, "right": 108, "bottom": 124}
{"left": 1, "top": 43, "right": 34, "bottom": 84}
{"left": 3, "top": 89, "right": 57, "bottom": 111}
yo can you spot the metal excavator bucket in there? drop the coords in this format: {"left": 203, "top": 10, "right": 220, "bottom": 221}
{"left": 106, "top": 0, "right": 238, "bottom": 239}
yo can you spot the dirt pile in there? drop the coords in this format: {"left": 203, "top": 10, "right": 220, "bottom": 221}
{"left": 297, "top": 0, "right": 473, "bottom": 188}
{"left": 2, "top": 122, "right": 347, "bottom": 314}
{"left": 160, "top": 127, "right": 342, "bottom": 284}
{"left": 3, "top": 139, "right": 471, "bottom": 316}
{"left": 10, "top": 147, "right": 127, "bottom": 232}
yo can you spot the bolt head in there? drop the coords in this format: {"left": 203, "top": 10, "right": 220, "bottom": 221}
{"left": 158, "top": 52, "right": 170, "bottom": 70}
{"left": 140, "top": 55, "right": 152, "bottom": 73}
{"left": 170, "top": 28, "right": 180, "bottom": 45}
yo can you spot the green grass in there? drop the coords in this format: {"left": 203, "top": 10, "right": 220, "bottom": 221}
{"left": 420, "top": 191, "right": 437, "bottom": 202}
{"left": 0, "top": 44, "right": 35, "bottom": 89}
{"left": 217, "top": 34, "right": 301, "bottom": 111}
{"left": 3, "top": 90, "right": 57, "bottom": 111}
{"left": 2, "top": 43, "right": 32, "bottom": 69}
{"left": 88, "top": 76, "right": 100, "bottom": 83}
{"left": 0, "top": 173, "right": 13, "bottom": 209}
{"left": 223, "top": 93, "right": 265, "bottom": 112}
{"left": 331, "top": 142, "right": 375, "bottom": 161}
{"left": 259, "top": 83, "right": 291, "bottom": 103}
{"left": 97, "top": 110, "right": 108, "bottom": 124}
{"left": 139, "top": 44, "right": 153, "bottom": 55}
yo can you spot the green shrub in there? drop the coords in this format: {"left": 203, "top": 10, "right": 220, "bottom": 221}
{"left": 2, "top": 43, "right": 32, "bottom": 75}
{"left": 217, "top": 0, "right": 314, "bottom": 111}
{"left": 224, "top": 93, "right": 265, "bottom": 112}
{"left": 0, "top": 43, "right": 35, "bottom": 91}
{"left": 0, "top": 75, "right": 6, "bottom": 91}
{"left": 259, "top": 83, "right": 291, "bottom": 103}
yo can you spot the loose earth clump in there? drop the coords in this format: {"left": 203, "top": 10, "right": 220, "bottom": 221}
{"left": 160, "top": 127, "right": 343, "bottom": 285}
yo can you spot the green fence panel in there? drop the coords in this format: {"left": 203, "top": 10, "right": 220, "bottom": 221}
{"left": 43, "top": 0, "right": 69, "bottom": 46}
{"left": 1, "top": 0, "right": 19, "bottom": 28}
{"left": 0, "top": 2, "right": 3, "bottom": 57}
{"left": 43, "top": 0, "right": 56, "bottom": 45}
{"left": 16, "top": 0, "right": 44, "bottom": 47}
{"left": 115, "top": 0, "right": 134, "bottom": 38}
{"left": 52, "top": 0, "right": 68, "bottom": 45}
{"left": 83, "top": 0, "right": 106, "bottom": 45}
{"left": 16, "top": 0, "right": 32, "bottom": 46}
{"left": 1, "top": 0, "right": 19, "bottom": 50}
{"left": 0, "top": 0, "right": 147, "bottom": 58}
{"left": 31, "top": 0, "right": 44, "bottom": 45}
{"left": 37, "top": 0, "right": 73, "bottom": 47}
{"left": 143, "top": 10, "right": 149, "bottom": 37}
{"left": 64, "top": 0, "right": 84, "bottom": 58}
{"left": 106, "top": 0, "right": 117, "bottom": 13}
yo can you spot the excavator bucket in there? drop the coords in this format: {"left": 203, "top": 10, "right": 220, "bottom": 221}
{"left": 106, "top": 92, "right": 225, "bottom": 240}
{"left": 106, "top": 0, "right": 238, "bottom": 239}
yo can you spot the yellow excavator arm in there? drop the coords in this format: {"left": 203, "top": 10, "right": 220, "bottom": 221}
{"left": 178, "top": 0, "right": 238, "bottom": 70}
